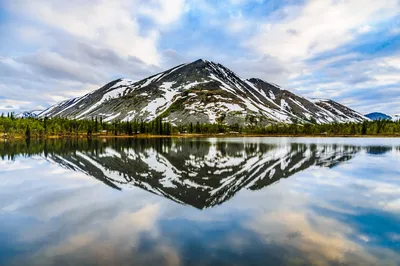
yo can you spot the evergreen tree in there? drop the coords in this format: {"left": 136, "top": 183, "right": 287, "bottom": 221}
{"left": 133, "top": 120, "right": 138, "bottom": 135}
{"left": 362, "top": 121, "right": 367, "bottom": 135}
{"left": 159, "top": 117, "right": 163, "bottom": 135}
{"left": 25, "top": 125, "right": 31, "bottom": 139}
{"left": 350, "top": 124, "right": 357, "bottom": 135}
{"left": 87, "top": 125, "right": 92, "bottom": 137}
{"left": 44, "top": 117, "right": 48, "bottom": 135}
{"left": 95, "top": 117, "right": 98, "bottom": 133}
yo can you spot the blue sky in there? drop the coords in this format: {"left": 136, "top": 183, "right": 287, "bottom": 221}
{"left": 0, "top": 0, "right": 399, "bottom": 114}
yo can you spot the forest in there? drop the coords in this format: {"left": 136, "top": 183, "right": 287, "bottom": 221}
{"left": 0, "top": 112, "right": 400, "bottom": 138}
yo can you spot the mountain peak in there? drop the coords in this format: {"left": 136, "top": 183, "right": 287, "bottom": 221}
{"left": 193, "top": 58, "right": 208, "bottom": 63}
{"left": 39, "top": 61, "right": 368, "bottom": 125}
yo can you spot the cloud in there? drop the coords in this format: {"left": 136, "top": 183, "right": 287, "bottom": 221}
{"left": 0, "top": 0, "right": 188, "bottom": 110}
{"left": 6, "top": 0, "right": 163, "bottom": 65}
{"left": 0, "top": 160, "right": 32, "bottom": 172}
{"left": 139, "top": 0, "right": 187, "bottom": 26}
{"left": 245, "top": 210, "right": 373, "bottom": 265}
{"left": 228, "top": 55, "right": 290, "bottom": 84}
{"left": 288, "top": 51, "right": 400, "bottom": 114}
{"left": 20, "top": 51, "right": 107, "bottom": 84}
{"left": 0, "top": 0, "right": 400, "bottom": 114}
{"left": 0, "top": 97, "right": 37, "bottom": 113}
{"left": 245, "top": 0, "right": 399, "bottom": 62}
{"left": 161, "top": 49, "right": 188, "bottom": 69}
{"left": 229, "top": 0, "right": 400, "bottom": 113}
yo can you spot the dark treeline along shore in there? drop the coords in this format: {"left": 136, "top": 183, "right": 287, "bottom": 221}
{"left": 1, "top": 113, "right": 400, "bottom": 139}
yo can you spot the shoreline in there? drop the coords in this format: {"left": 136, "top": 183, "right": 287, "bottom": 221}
{"left": 2, "top": 133, "right": 400, "bottom": 140}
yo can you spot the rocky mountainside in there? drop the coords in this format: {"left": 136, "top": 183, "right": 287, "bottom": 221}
{"left": 39, "top": 59, "right": 367, "bottom": 125}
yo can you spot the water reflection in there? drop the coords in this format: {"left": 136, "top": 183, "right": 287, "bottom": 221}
{"left": 1, "top": 138, "right": 364, "bottom": 209}
{"left": 0, "top": 138, "right": 400, "bottom": 266}
{"left": 365, "top": 145, "right": 393, "bottom": 155}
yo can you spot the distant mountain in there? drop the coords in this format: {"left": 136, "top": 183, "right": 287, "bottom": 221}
{"left": 365, "top": 112, "right": 392, "bottom": 120}
{"left": 15, "top": 110, "right": 42, "bottom": 119}
{"left": 365, "top": 112, "right": 400, "bottom": 121}
{"left": 39, "top": 59, "right": 368, "bottom": 125}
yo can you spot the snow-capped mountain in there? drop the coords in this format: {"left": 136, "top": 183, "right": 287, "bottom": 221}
{"left": 39, "top": 59, "right": 367, "bottom": 125}
{"left": 46, "top": 139, "right": 362, "bottom": 209}
{"left": 15, "top": 110, "right": 42, "bottom": 119}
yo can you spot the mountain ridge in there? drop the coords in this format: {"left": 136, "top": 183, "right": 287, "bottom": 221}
{"left": 39, "top": 59, "right": 368, "bottom": 125}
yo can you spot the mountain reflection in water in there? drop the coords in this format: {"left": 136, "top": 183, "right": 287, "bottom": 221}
{"left": 1, "top": 138, "right": 400, "bottom": 266}
{"left": 0, "top": 138, "right": 387, "bottom": 209}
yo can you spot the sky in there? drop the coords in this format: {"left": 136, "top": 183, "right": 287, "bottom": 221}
{"left": 0, "top": 0, "right": 399, "bottom": 115}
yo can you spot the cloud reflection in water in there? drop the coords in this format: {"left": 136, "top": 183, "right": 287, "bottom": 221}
{"left": 0, "top": 137, "right": 399, "bottom": 265}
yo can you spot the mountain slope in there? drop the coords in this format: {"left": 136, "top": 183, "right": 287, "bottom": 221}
{"left": 39, "top": 59, "right": 368, "bottom": 125}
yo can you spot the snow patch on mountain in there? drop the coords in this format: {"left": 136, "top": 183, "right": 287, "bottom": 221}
{"left": 140, "top": 82, "right": 179, "bottom": 120}
{"left": 38, "top": 59, "right": 368, "bottom": 125}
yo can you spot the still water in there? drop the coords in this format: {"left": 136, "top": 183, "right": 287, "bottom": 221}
{"left": 0, "top": 137, "right": 400, "bottom": 266}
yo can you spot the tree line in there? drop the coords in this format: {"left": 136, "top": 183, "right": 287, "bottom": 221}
{"left": 0, "top": 114, "right": 172, "bottom": 138}
{"left": 1, "top": 112, "right": 400, "bottom": 138}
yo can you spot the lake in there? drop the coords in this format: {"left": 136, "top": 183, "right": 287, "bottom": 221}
{"left": 0, "top": 137, "right": 400, "bottom": 266}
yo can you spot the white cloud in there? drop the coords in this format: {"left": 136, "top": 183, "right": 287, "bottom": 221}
{"left": 0, "top": 97, "right": 34, "bottom": 112}
{"left": 6, "top": 0, "right": 187, "bottom": 66}
{"left": 1, "top": 0, "right": 400, "bottom": 114}
{"left": 245, "top": 0, "right": 400, "bottom": 62}
{"left": 225, "top": 11, "right": 251, "bottom": 34}
{"left": 245, "top": 210, "right": 374, "bottom": 264}
{"left": 358, "top": 25, "right": 373, "bottom": 34}
{"left": 228, "top": 55, "right": 290, "bottom": 84}
{"left": 0, "top": 0, "right": 191, "bottom": 111}
{"left": 0, "top": 160, "right": 32, "bottom": 172}
{"left": 140, "top": 0, "right": 187, "bottom": 26}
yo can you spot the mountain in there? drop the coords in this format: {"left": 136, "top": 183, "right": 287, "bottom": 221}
{"left": 365, "top": 112, "right": 400, "bottom": 121}
{"left": 15, "top": 110, "right": 42, "bottom": 119}
{"left": 365, "top": 112, "right": 392, "bottom": 120}
{"left": 39, "top": 59, "right": 367, "bottom": 125}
